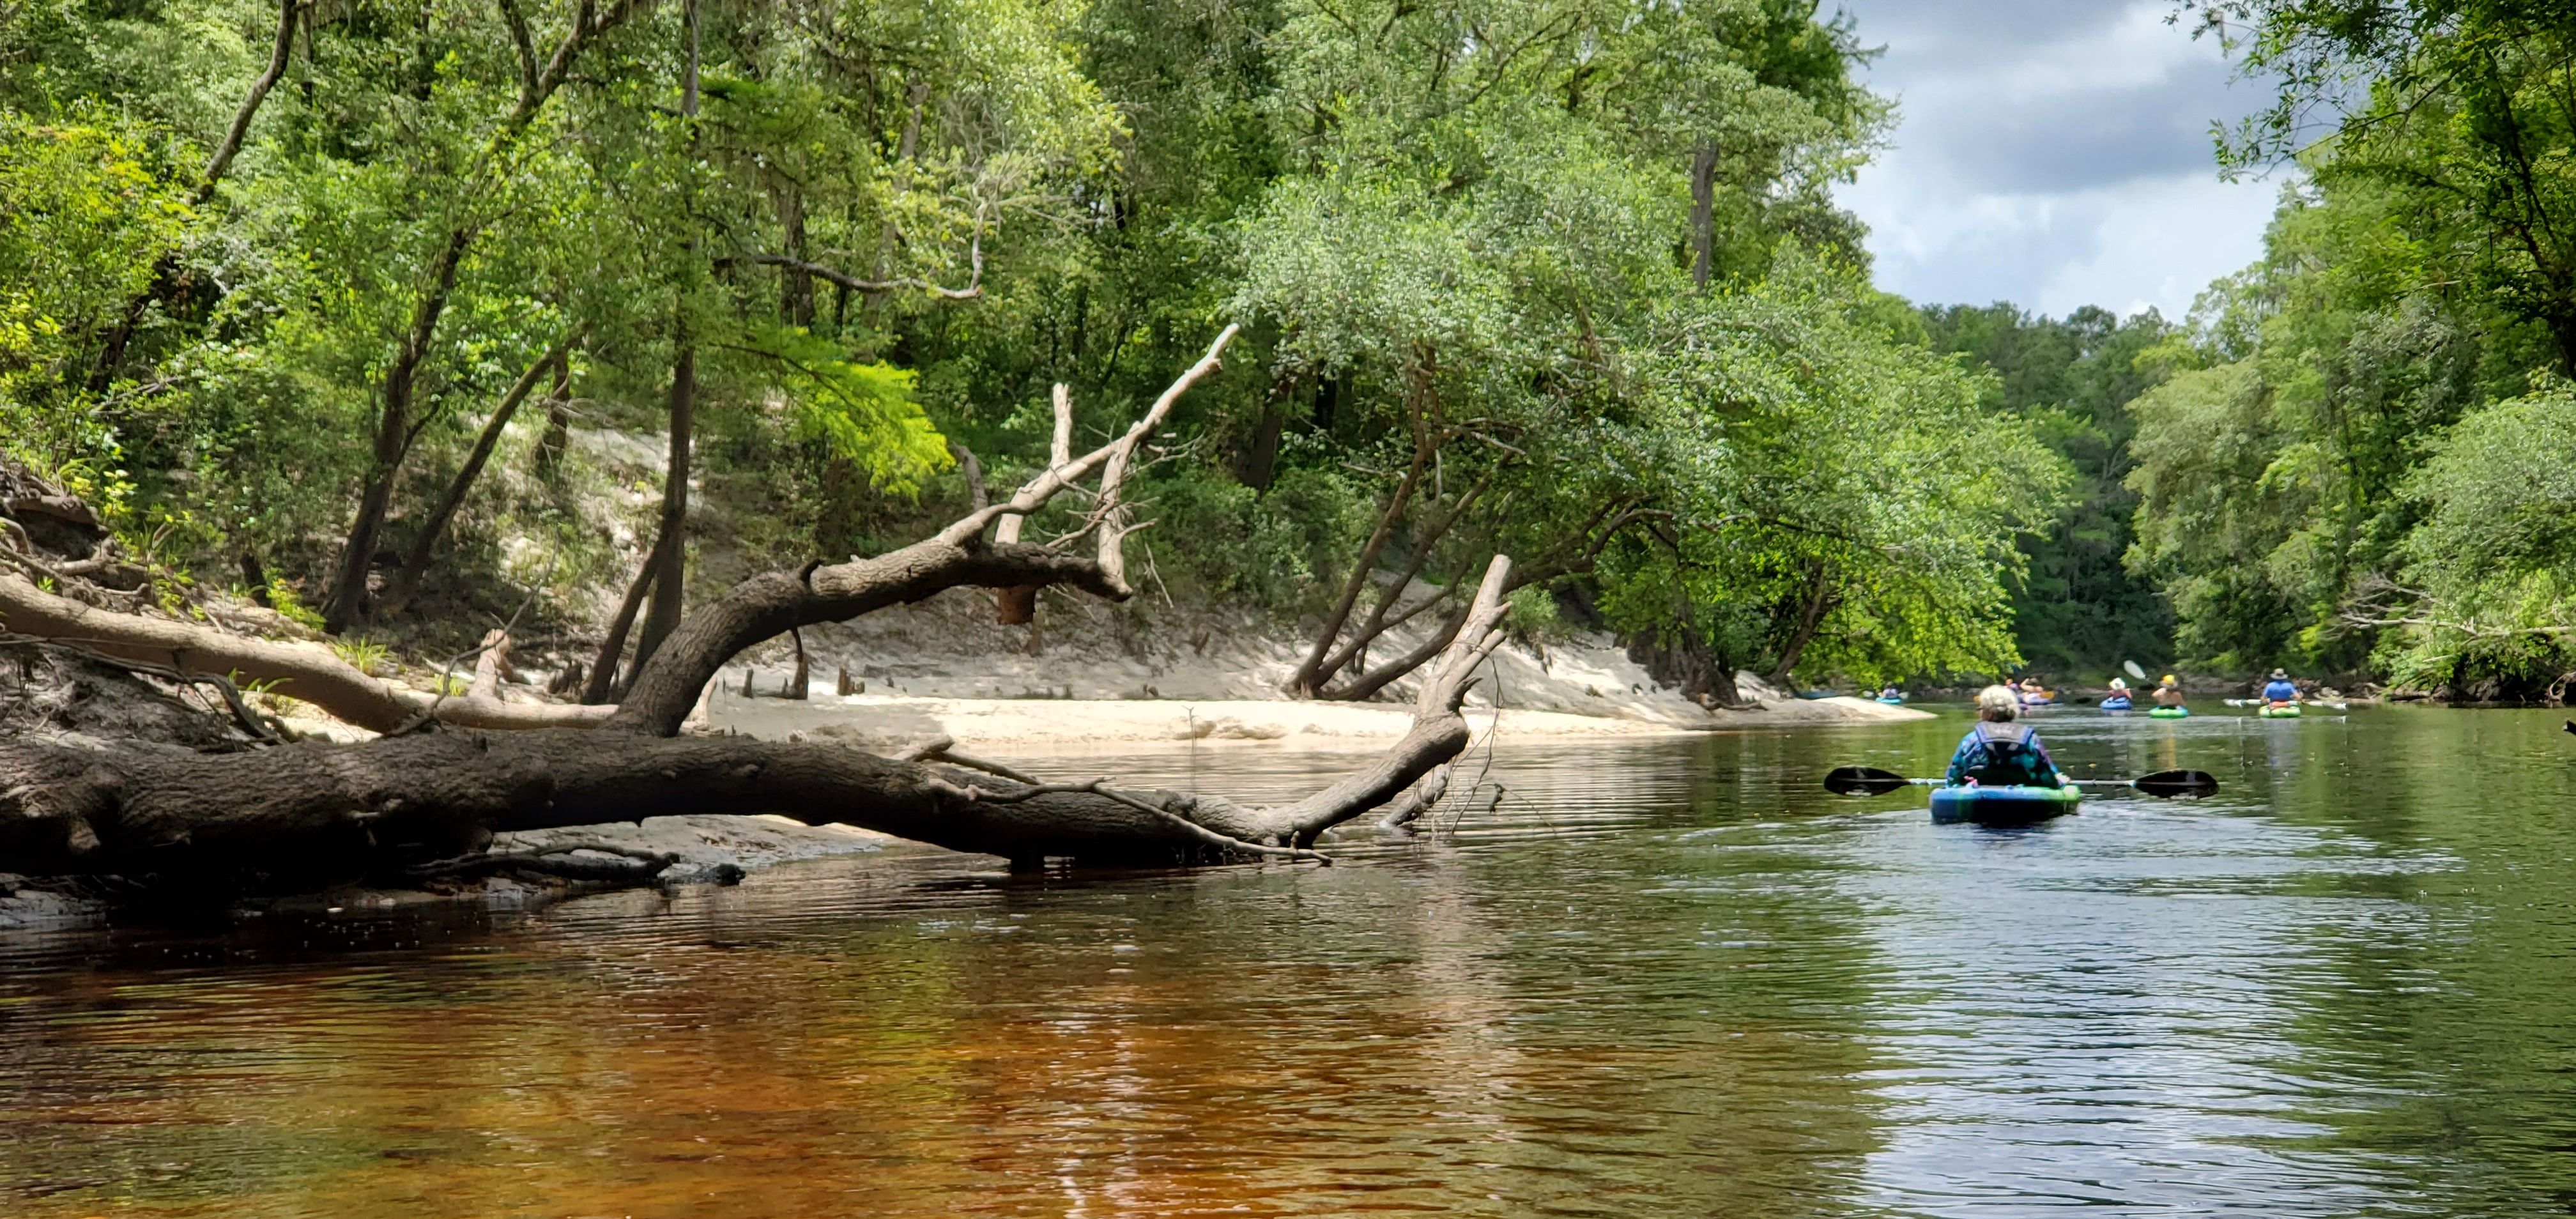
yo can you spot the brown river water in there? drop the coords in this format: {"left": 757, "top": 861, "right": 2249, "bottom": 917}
{"left": 4, "top": 703, "right": 2576, "bottom": 1216}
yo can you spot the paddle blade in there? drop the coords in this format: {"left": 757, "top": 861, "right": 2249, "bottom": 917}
{"left": 1825, "top": 766, "right": 1912, "bottom": 797}
{"left": 2132, "top": 769, "right": 2219, "bottom": 798}
{"left": 2123, "top": 659, "right": 2147, "bottom": 680}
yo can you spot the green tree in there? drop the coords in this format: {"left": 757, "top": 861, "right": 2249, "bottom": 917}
{"left": 1920, "top": 303, "right": 2178, "bottom": 673}
{"left": 2187, "top": 0, "right": 2576, "bottom": 371}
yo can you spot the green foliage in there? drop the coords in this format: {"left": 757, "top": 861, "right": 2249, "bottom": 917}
{"left": 1919, "top": 303, "right": 2178, "bottom": 673}
{"left": 738, "top": 327, "right": 949, "bottom": 496}
{"left": 0, "top": 0, "right": 2065, "bottom": 694}
{"left": 0, "top": 109, "right": 194, "bottom": 464}
{"left": 2125, "top": 157, "right": 2563, "bottom": 674}
{"left": 266, "top": 578, "right": 324, "bottom": 631}
{"left": 1599, "top": 256, "right": 2068, "bottom": 686}
{"left": 2363, "top": 381, "right": 2576, "bottom": 689}
{"left": 2187, "top": 0, "right": 2576, "bottom": 372}
{"left": 330, "top": 635, "right": 390, "bottom": 677}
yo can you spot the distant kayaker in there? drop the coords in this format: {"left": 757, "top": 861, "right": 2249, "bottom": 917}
{"left": 2262, "top": 669, "right": 2298, "bottom": 709}
{"left": 2152, "top": 674, "right": 2186, "bottom": 709}
{"left": 2107, "top": 677, "right": 2130, "bottom": 698}
{"left": 1948, "top": 686, "right": 2067, "bottom": 788}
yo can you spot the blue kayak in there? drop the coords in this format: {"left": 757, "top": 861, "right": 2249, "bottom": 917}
{"left": 2100, "top": 696, "right": 2133, "bottom": 711}
{"left": 1929, "top": 783, "right": 2082, "bottom": 826}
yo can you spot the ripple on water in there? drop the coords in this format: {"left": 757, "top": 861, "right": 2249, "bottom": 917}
{"left": 5, "top": 711, "right": 2576, "bottom": 1216}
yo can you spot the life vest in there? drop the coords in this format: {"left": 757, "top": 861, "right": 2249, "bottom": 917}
{"left": 1964, "top": 723, "right": 2055, "bottom": 787}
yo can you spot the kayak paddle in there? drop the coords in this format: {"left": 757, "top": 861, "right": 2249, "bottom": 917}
{"left": 1823, "top": 766, "right": 1936, "bottom": 795}
{"left": 1824, "top": 765, "right": 2218, "bottom": 798}
{"left": 2123, "top": 660, "right": 2147, "bottom": 680}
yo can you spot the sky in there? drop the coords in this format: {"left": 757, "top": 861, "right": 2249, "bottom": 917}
{"left": 1832, "top": 0, "right": 2285, "bottom": 321}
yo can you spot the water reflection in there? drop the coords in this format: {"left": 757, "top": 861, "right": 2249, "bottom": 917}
{"left": 5, "top": 708, "right": 2576, "bottom": 1215}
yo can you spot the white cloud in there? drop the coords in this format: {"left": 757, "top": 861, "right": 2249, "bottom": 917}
{"left": 1834, "top": 0, "right": 2280, "bottom": 318}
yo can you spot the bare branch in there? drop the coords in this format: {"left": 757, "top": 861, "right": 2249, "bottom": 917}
{"left": 730, "top": 238, "right": 984, "bottom": 300}
{"left": 938, "top": 325, "right": 1240, "bottom": 554}
{"left": 994, "top": 383, "right": 1072, "bottom": 546}
{"left": 198, "top": 0, "right": 299, "bottom": 200}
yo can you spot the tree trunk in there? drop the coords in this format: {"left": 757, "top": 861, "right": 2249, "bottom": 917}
{"left": 582, "top": 528, "right": 668, "bottom": 705}
{"left": 774, "top": 178, "right": 813, "bottom": 326}
{"left": 198, "top": 0, "right": 301, "bottom": 202}
{"left": 1767, "top": 562, "right": 1835, "bottom": 686}
{"left": 1232, "top": 372, "right": 1300, "bottom": 491}
{"left": 632, "top": 4, "right": 702, "bottom": 675}
{"left": 532, "top": 351, "right": 574, "bottom": 478}
{"left": 1287, "top": 356, "right": 1437, "bottom": 696}
{"left": 1627, "top": 629, "right": 1743, "bottom": 709}
{"left": 87, "top": 0, "right": 300, "bottom": 391}
{"left": 315, "top": 1, "right": 639, "bottom": 632}
{"left": 381, "top": 328, "right": 582, "bottom": 618}
{"left": 0, "top": 554, "right": 1513, "bottom": 884}
{"left": 631, "top": 342, "right": 696, "bottom": 673}
{"left": 322, "top": 226, "right": 473, "bottom": 634}
{"left": 1307, "top": 473, "right": 1489, "bottom": 695}
{"left": 0, "top": 571, "right": 612, "bottom": 732}
{"left": 1690, "top": 139, "right": 1719, "bottom": 292}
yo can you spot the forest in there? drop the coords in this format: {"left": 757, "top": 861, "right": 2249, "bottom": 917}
{"left": 0, "top": 0, "right": 2571, "bottom": 887}
{"left": 0, "top": 0, "right": 2063, "bottom": 709}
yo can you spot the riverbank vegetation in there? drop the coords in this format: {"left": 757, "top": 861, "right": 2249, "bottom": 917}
{"left": 0, "top": 0, "right": 2082, "bottom": 896}
{"left": 5, "top": 0, "right": 2570, "bottom": 790}
{"left": 1903, "top": 3, "right": 2576, "bottom": 700}
{"left": 2120, "top": 1, "right": 2576, "bottom": 698}
{"left": 0, "top": 0, "right": 2063, "bottom": 709}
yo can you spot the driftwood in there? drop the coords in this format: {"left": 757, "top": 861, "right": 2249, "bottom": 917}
{"left": 0, "top": 325, "right": 1515, "bottom": 891}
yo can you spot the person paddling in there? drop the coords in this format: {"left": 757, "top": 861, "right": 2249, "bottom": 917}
{"left": 2152, "top": 673, "right": 2186, "bottom": 710}
{"left": 2104, "top": 677, "right": 2131, "bottom": 707}
{"left": 1948, "top": 686, "right": 2067, "bottom": 788}
{"left": 2261, "top": 668, "right": 2298, "bottom": 710}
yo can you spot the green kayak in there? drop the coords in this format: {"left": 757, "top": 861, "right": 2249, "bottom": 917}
{"left": 2149, "top": 706, "right": 2190, "bottom": 719}
{"left": 1929, "top": 783, "right": 2082, "bottom": 826}
{"left": 2259, "top": 703, "right": 2302, "bottom": 718}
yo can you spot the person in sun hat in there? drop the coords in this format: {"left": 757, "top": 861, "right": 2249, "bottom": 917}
{"left": 2262, "top": 668, "right": 2299, "bottom": 709}
{"left": 2152, "top": 673, "right": 2187, "bottom": 709}
{"left": 1947, "top": 685, "right": 2067, "bottom": 788}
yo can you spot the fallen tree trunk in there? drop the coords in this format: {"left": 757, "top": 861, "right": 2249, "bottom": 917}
{"left": 0, "top": 572, "right": 613, "bottom": 733}
{"left": 0, "top": 324, "right": 1514, "bottom": 892}
{"left": 0, "top": 555, "right": 1513, "bottom": 883}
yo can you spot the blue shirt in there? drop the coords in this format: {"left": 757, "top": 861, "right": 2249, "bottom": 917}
{"left": 1946, "top": 723, "right": 2062, "bottom": 787}
{"left": 2263, "top": 679, "right": 2298, "bottom": 702}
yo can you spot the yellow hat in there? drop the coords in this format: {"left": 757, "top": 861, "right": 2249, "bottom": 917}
{"left": 2161, "top": 673, "right": 2177, "bottom": 684}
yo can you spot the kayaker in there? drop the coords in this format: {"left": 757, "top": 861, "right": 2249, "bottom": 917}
{"left": 2261, "top": 669, "right": 2298, "bottom": 709}
{"left": 2152, "top": 674, "right": 2186, "bottom": 709}
{"left": 2101, "top": 677, "right": 2132, "bottom": 710}
{"left": 1947, "top": 686, "right": 2067, "bottom": 788}
{"left": 2107, "top": 677, "right": 2130, "bottom": 699}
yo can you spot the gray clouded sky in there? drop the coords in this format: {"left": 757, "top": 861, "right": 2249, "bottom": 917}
{"left": 1833, "top": 0, "right": 2284, "bottom": 320}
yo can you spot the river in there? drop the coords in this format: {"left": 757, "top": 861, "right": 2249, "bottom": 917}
{"left": 4, "top": 704, "right": 2574, "bottom": 1215}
